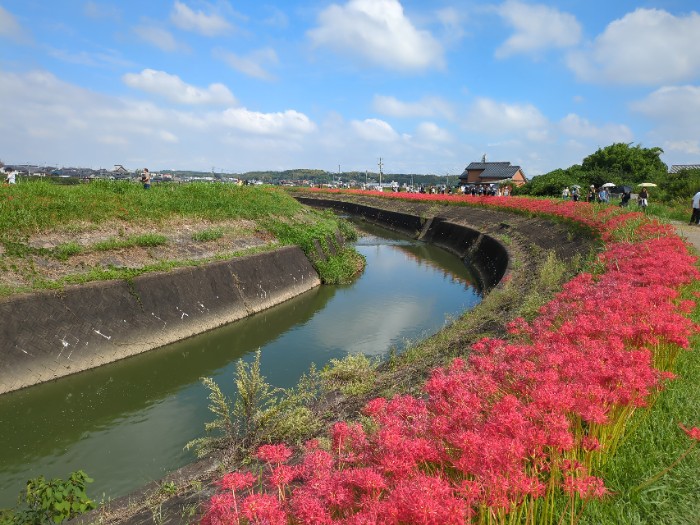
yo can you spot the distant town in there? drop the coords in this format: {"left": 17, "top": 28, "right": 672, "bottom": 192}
{"left": 0, "top": 163, "right": 456, "bottom": 191}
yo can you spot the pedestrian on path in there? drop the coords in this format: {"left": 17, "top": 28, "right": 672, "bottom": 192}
{"left": 690, "top": 190, "right": 700, "bottom": 225}
{"left": 141, "top": 168, "right": 151, "bottom": 189}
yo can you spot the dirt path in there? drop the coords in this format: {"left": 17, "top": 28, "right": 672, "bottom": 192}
{"left": 672, "top": 220, "right": 700, "bottom": 253}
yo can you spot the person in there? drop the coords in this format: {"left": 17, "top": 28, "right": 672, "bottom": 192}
{"left": 690, "top": 190, "right": 700, "bottom": 225}
{"left": 141, "top": 168, "right": 151, "bottom": 190}
{"left": 587, "top": 185, "right": 596, "bottom": 203}
{"left": 562, "top": 187, "right": 570, "bottom": 200}
{"left": 638, "top": 187, "right": 649, "bottom": 209}
{"left": 5, "top": 171, "right": 16, "bottom": 184}
{"left": 620, "top": 188, "right": 631, "bottom": 207}
{"left": 597, "top": 187, "right": 609, "bottom": 203}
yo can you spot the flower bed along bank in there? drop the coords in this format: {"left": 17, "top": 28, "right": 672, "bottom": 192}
{"left": 201, "top": 190, "right": 700, "bottom": 525}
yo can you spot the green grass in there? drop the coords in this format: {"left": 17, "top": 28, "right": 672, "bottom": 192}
{"left": 192, "top": 228, "right": 225, "bottom": 242}
{"left": 0, "top": 180, "right": 362, "bottom": 290}
{"left": 576, "top": 280, "right": 700, "bottom": 524}
{"left": 0, "top": 180, "right": 304, "bottom": 238}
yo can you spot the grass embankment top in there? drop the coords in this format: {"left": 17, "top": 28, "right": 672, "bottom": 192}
{"left": 0, "top": 181, "right": 361, "bottom": 295}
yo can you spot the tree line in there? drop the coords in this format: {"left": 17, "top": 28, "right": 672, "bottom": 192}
{"left": 514, "top": 143, "right": 700, "bottom": 203}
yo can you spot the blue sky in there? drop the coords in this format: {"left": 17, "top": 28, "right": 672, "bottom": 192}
{"left": 1, "top": 1, "right": 699, "bottom": 176}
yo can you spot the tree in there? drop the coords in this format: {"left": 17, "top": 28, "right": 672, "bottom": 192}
{"left": 581, "top": 143, "right": 667, "bottom": 184}
{"left": 515, "top": 169, "right": 578, "bottom": 196}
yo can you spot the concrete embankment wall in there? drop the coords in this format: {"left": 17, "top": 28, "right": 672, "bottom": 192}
{"left": 295, "top": 197, "right": 508, "bottom": 291}
{"left": 0, "top": 246, "right": 320, "bottom": 395}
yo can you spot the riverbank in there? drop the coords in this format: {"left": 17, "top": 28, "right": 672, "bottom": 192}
{"left": 0, "top": 182, "right": 365, "bottom": 394}
{"left": 63, "top": 193, "right": 598, "bottom": 525}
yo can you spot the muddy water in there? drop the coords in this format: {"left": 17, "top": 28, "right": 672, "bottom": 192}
{"left": 0, "top": 222, "right": 482, "bottom": 507}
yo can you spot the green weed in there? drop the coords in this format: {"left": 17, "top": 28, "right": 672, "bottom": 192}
{"left": 192, "top": 228, "right": 224, "bottom": 242}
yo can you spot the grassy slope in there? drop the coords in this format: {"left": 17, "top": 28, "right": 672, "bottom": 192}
{"left": 0, "top": 181, "right": 361, "bottom": 287}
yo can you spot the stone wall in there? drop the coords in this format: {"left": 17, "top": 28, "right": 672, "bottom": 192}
{"left": 0, "top": 246, "right": 320, "bottom": 395}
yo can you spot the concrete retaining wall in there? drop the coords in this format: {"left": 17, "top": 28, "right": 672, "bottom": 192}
{"left": 295, "top": 197, "right": 508, "bottom": 291}
{"left": 0, "top": 246, "right": 320, "bottom": 395}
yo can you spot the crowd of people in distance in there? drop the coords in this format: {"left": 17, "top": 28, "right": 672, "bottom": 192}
{"left": 561, "top": 184, "right": 641, "bottom": 208}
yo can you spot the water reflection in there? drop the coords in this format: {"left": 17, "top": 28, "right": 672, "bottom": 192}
{"left": 0, "top": 225, "right": 481, "bottom": 506}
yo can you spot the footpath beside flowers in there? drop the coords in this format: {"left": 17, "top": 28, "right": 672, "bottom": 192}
{"left": 202, "top": 191, "right": 699, "bottom": 524}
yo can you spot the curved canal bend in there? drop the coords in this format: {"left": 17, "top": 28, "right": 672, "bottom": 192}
{"left": 0, "top": 221, "right": 482, "bottom": 507}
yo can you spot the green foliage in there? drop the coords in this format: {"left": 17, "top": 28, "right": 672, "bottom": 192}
{"left": 186, "top": 352, "right": 324, "bottom": 458}
{"left": 52, "top": 242, "right": 82, "bottom": 260}
{"left": 263, "top": 211, "right": 362, "bottom": 283}
{"left": 320, "top": 353, "right": 378, "bottom": 396}
{"left": 514, "top": 169, "right": 579, "bottom": 197}
{"left": 314, "top": 249, "right": 366, "bottom": 285}
{"left": 581, "top": 143, "right": 667, "bottom": 184}
{"left": 0, "top": 471, "right": 94, "bottom": 525}
{"left": 132, "top": 233, "right": 168, "bottom": 247}
{"left": 191, "top": 228, "right": 224, "bottom": 242}
{"left": 184, "top": 377, "right": 236, "bottom": 458}
{"left": 519, "top": 143, "right": 669, "bottom": 197}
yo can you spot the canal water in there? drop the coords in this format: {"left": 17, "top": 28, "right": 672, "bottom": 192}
{"left": 0, "top": 221, "right": 482, "bottom": 507}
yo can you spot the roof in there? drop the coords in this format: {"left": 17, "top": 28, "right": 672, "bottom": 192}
{"left": 669, "top": 164, "right": 700, "bottom": 173}
{"left": 460, "top": 161, "right": 522, "bottom": 180}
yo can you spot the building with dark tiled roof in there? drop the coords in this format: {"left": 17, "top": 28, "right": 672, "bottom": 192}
{"left": 669, "top": 164, "right": 700, "bottom": 174}
{"left": 458, "top": 158, "right": 527, "bottom": 187}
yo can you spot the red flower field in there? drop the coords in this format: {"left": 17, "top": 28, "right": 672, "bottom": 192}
{"left": 201, "top": 191, "right": 699, "bottom": 524}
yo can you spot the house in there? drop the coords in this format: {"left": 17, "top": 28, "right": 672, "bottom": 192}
{"left": 458, "top": 157, "right": 528, "bottom": 187}
{"left": 669, "top": 164, "right": 700, "bottom": 174}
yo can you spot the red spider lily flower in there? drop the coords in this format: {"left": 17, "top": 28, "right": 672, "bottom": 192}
{"left": 201, "top": 493, "right": 240, "bottom": 525}
{"left": 219, "top": 471, "right": 256, "bottom": 492}
{"left": 256, "top": 443, "right": 293, "bottom": 465}
{"left": 241, "top": 493, "right": 286, "bottom": 525}
{"left": 563, "top": 474, "right": 608, "bottom": 500}
{"left": 582, "top": 436, "right": 602, "bottom": 452}
{"left": 269, "top": 464, "right": 299, "bottom": 488}
{"left": 679, "top": 424, "right": 700, "bottom": 441}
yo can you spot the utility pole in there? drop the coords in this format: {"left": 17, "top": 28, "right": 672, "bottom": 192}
{"left": 378, "top": 157, "right": 383, "bottom": 190}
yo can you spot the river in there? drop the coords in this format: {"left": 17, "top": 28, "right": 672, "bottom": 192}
{"left": 0, "top": 221, "right": 482, "bottom": 507}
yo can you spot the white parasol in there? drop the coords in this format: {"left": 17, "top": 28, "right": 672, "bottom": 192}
{"left": 638, "top": 182, "right": 658, "bottom": 187}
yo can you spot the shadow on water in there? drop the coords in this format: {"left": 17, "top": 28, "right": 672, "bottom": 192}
{"left": 0, "top": 224, "right": 481, "bottom": 506}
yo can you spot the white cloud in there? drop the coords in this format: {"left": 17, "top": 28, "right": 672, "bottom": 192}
{"left": 122, "top": 69, "right": 236, "bottom": 106}
{"left": 415, "top": 122, "right": 452, "bottom": 143}
{"left": 665, "top": 140, "right": 700, "bottom": 155}
{"left": 559, "top": 114, "right": 633, "bottom": 143}
{"left": 496, "top": 0, "right": 581, "bottom": 58}
{"left": 215, "top": 47, "right": 278, "bottom": 80}
{"left": 170, "top": 1, "right": 232, "bottom": 36}
{"left": 630, "top": 85, "right": 700, "bottom": 155}
{"left": 466, "top": 97, "right": 549, "bottom": 138}
{"left": 133, "top": 25, "right": 186, "bottom": 53}
{"left": 630, "top": 85, "right": 700, "bottom": 125}
{"left": 351, "top": 118, "right": 400, "bottom": 142}
{"left": 0, "top": 5, "right": 28, "bottom": 43}
{"left": 219, "top": 108, "right": 316, "bottom": 136}
{"left": 372, "top": 95, "right": 454, "bottom": 120}
{"left": 308, "top": 0, "right": 444, "bottom": 72}
{"left": 0, "top": 69, "right": 318, "bottom": 171}
{"left": 567, "top": 8, "right": 700, "bottom": 85}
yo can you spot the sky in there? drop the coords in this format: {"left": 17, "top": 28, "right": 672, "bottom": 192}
{"left": 1, "top": 1, "right": 699, "bottom": 177}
